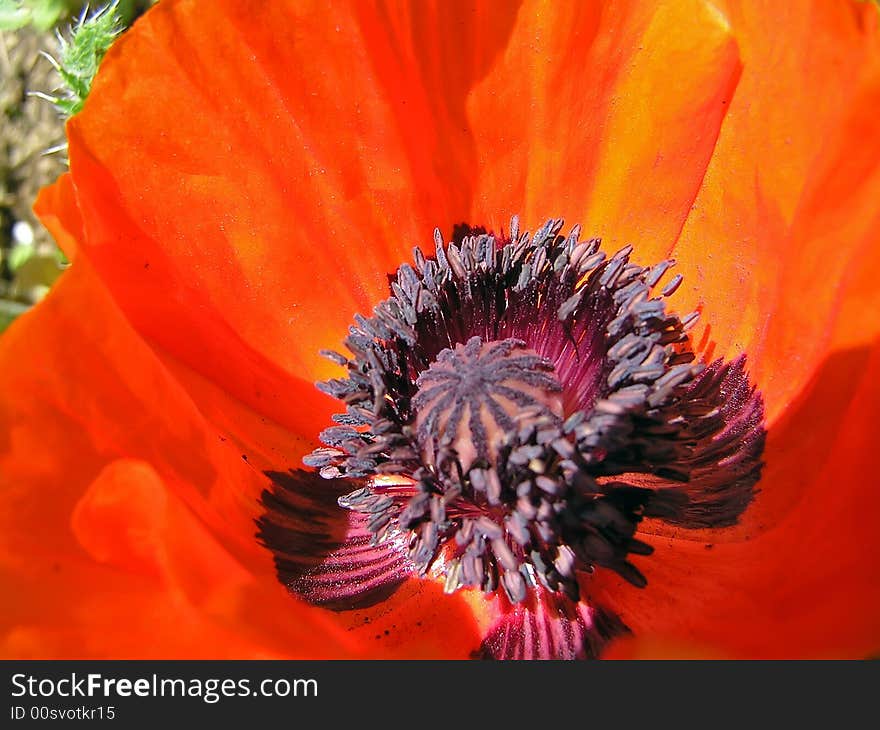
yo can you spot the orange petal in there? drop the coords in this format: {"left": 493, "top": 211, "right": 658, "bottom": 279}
{"left": 61, "top": 0, "right": 520, "bottom": 430}
{"left": 589, "top": 337, "right": 880, "bottom": 658}
{"left": 655, "top": 0, "right": 880, "bottom": 545}
{"left": 671, "top": 0, "right": 880, "bottom": 421}
{"left": 0, "top": 262, "right": 352, "bottom": 656}
{"left": 65, "top": 459, "right": 355, "bottom": 658}
{"left": 602, "top": 635, "right": 727, "bottom": 660}
{"left": 32, "top": 172, "right": 81, "bottom": 261}
{"left": 305, "top": 578, "right": 483, "bottom": 659}
{"left": 467, "top": 0, "right": 740, "bottom": 257}
{"left": 0, "top": 259, "right": 280, "bottom": 557}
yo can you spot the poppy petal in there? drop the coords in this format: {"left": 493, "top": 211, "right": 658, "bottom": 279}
{"left": 32, "top": 172, "right": 81, "bottom": 261}
{"left": 70, "top": 459, "right": 356, "bottom": 657}
{"left": 0, "top": 263, "right": 356, "bottom": 657}
{"left": 672, "top": 0, "right": 880, "bottom": 421}
{"left": 467, "top": 0, "right": 740, "bottom": 255}
{"left": 2, "top": 452, "right": 354, "bottom": 658}
{"left": 34, "top": 176, "right": 340, "bottom": 472}
{"left": 61, "top": 0, "right": 520, "bottom": 429}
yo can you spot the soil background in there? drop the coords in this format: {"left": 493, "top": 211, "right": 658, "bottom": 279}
{"left": 0, "top": 26, "right": 67, "bottom": 309}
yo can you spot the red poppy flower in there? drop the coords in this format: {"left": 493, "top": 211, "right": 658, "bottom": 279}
{"left": 1, "top": 0, "right": 879, "bottom": 659}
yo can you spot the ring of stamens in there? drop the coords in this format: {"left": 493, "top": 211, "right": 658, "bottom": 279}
{"left": 305, "top": 217, "right": 749, "bottom": 605}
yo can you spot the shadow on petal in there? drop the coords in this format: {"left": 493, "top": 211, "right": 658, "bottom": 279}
{"left": 257, "top": 470, "right": 412, "bottom": 610}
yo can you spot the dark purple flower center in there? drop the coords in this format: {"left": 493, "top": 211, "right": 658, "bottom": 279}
{"left": 298, "top": 217, "right": 766, "bottom": 609}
